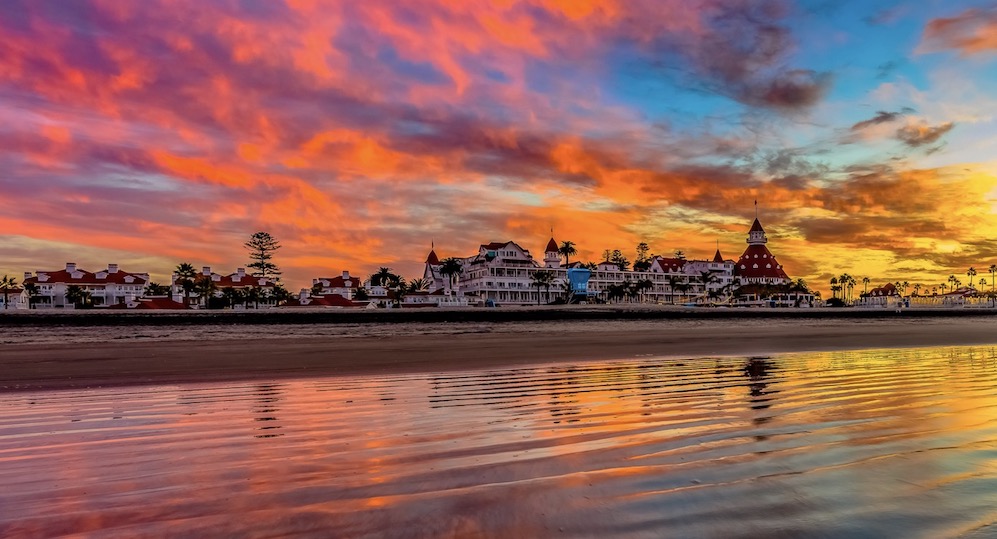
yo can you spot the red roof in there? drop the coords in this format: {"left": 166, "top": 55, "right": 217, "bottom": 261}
{"left": 317, "top": 275, "right": 359, "bottom": 289}
{"left": 545, "top": 237, "right": 558, "bottom": 252}
{"left": 749, "top": 218, "right": 765, "bottom": 233}
{"left": 735, "top": 245, "right": 789, "bottom": 280}
{"left": 653, "top": 257, "right": 686, "bottom": 272}
{"left": 867, "top": 283, "right": 898, "bottom": 297}
{"left": 712, "top": 249, "right": 724, "bottom": 263}
{"left": 426, "top": 249, "right": 440, "bottom": 265}
{"left": 212, "top": 273, "right": 276, "bottom": 288}
{"left": 481, "top": 241, "right": 510, "bottom": 250}
{"left": 25, "top": 267, "right": 148, "bottom": 286}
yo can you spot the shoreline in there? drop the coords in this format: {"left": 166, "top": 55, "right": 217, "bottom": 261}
{"left": 2, "top": 304, "right": 997, "bottom": 327}
{"left": 3, "top": 315, "right": 997, "bottom": 391}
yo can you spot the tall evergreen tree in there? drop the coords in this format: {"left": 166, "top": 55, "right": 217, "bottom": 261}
{"left": 245, "top": 232, "right": 282, "bottom": 280}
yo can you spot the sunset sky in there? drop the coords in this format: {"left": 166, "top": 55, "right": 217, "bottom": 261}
{"left": 2, "top": 0, "right": 997, "bottom": 293}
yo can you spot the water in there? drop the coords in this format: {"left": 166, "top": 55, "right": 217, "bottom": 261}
{"left": 3, "top": 346, "right": 997, "bottom": 538}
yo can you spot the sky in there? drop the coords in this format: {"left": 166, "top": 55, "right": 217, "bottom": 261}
{"left": 2, "top": 0, "right": 997, "bottom": 294}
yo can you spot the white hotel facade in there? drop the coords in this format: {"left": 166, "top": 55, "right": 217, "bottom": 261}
{"left": 418, "top": 217, "right": 803, "bottom": 306}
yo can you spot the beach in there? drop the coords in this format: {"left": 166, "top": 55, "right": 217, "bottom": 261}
{"left": 4, "top": 310, "right": 997, "bottom": 390}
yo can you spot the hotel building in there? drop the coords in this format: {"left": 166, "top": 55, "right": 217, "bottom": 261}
{"left": 21, "top": 263, "right": 149, "bottom": 308}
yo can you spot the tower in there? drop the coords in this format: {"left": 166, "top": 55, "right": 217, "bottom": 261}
{"left": 544, "top": 237, "right": 560, "bottom": 269}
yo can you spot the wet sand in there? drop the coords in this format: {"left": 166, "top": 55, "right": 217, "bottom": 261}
{"left": 3, "top": 316, "right": 997, "bottom": 390}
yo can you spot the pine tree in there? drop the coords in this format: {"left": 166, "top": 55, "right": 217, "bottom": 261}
{"left": 245, "top": 232, "right": 282, "bottom": 281}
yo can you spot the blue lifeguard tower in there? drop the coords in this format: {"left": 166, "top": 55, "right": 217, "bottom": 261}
{"left": 566, "top": 268, "right": 595, "bottom": 304}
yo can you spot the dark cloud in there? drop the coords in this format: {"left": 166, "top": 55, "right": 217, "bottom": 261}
{"left": 749, "top": 69, "right": 831, "bottom": 110}
{"left": 896, "top": 122, "right": 955, "bottom": 147}
{"left": 851, "top": 110, "right": 903, "bottom": 131}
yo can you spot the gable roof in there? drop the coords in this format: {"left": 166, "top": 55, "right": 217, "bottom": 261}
{"left": 25, "top": 267, "right": 148, "bottom": 286}
{"left": 545, "top": 237, "right": 558, "bottom": 252}
{"left": 735, "top": 245, "right": 789, "bottom": 280}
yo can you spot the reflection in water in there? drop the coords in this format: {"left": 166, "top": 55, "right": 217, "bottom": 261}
{"left": 3, "top": 346, "right": 997, "bottom": 537}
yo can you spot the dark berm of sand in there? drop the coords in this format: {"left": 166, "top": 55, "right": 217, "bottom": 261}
{"left": 3, "top": 306, "right": 997, "bottom": 390}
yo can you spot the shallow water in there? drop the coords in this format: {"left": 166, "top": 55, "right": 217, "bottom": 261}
{"left": 3, "top": 346, "right": 997, "bottom": 538}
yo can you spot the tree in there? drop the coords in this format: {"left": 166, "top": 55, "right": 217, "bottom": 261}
{"left": 862, "top": 276, "right": 870, "bottom": 296}
{"left": 144, "top": 282, "right": 170, "bottom": 297}
{"left": 244, "top": 286, "right": 261, "bottom": 309}
{"left": 23, "top": 282, "right": 39, "bottom": 310}
{"left": 530, "top": 270, "right": 554, "bottom": 305}
{"left": 407, "top": 278, "right": 429, "bottom": 293}
{"left": 369, "top": 267, "right": 394, "bottom": 287}
{"left": 610, "top": 249, "right": 630, "bottom": 271}
{"left": 830, "top": 277, "right": 839, "bottom": 300}
{"left": 948, "top": 274, "right": 957, "bottom": 292}
{"left": 0, "top": 275, "right": 17, "bottom": 310}
{"left": 636, "top": 279, "right": 654, "bottom": 303}
{"left": 438, "top": 258, "right": 463, "bottom": 295}
{"left": 990, "top": 264, "right": 996, "bottom": 292}
{"left": 245, "top": 232, "right": 282, "bottom": 280}
{"left": 633, "top": 242, "right": 651, "bottom": 271}
{"left": 175, "top": 262, "right": 198, "bottom": 305}
{"left": 220, "top": 287, "right": 240, "bottom": 309}
{"left": 601, "top": 249, "right": 612, "bottom": 262}
{"left": 271, "top": 284, "right": 293, "bottom": 306}
{"left": 387, "top": 274, "right": 406, "bottom": 307}
{"left": 311, "top": 282, "right": 324, "bottom": 296}
{"left": 194, "top": 275, "right": 217, "bottom": 308}
{"left": 558, "top": 241, "right": 577, "bottom": 266}
{"left": 967, "top": 267, "right": 978, "bottom": 289}
{"left": 666, "top": 275, "right": 682, "bottom": 305}
{"left": 674, "top": 250, "right": 685, "bottom": 260}
{"left": 65, "top": 285, "right": 91, "bottom": 309}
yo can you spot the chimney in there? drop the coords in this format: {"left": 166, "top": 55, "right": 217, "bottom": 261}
{"left": 66, "top": 262, "right": 76, "bottom": 272}
{"left": 237, "top": 268, "right": 246, "bottom": 277}
{"left": 202, "top": 266, "right": 211, "bottom": 276}
{"left": 108, "top": 263, "right": 119, "bottom": 274}
{"left": 342, "top": 270, "right": 350, "bottom": 280}
{"left": 24, "top": 272, "right": 32, "bottom": 281}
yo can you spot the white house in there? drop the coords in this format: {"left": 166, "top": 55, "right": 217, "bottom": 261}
{"left": 170, "top": 266, "right": 278, "bottom": 308}
{"left": 22, "top": 263, "right": 149, "bottom": 308}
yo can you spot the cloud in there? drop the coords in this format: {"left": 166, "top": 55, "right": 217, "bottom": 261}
{"left": 920, "top": 7, "right": 997, "bottom": 55}
{"left": 896, "top": 121, "right": 955, "bottom": 147}
{"left": 851, "top": 110, "right": 903, "bottom": 131}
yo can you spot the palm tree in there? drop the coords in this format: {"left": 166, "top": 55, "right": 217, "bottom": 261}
{"left": 194, "top": 276, "right": 217, "bottom": 308}
{"left": 902, "top": 281, "right": 910, "bottom": 296}
{"left": 830, "top": 277, "right": 839, "bottom": 300}
{"left": 175, "top": 262, "right": 198, "bottom": 306}
{"left": 913, "top": 283, "right": 921, "bottom": 296}
{"left": 948, "top": 274, "right": 958, "bottom": 292}
{"left": 65, "top": 285, "right": 91, "bottom": 309}
{"left": 407, "top": 278, "right": 429, "bottom": 293}
{"left": 967, "top": 267, "right": 978, "bottom": 289}
{"left": 0, "top": 275, "right": 17, "bottom": 310}
{"left": 636, "top": 279, "right": 653, "bottom": 303}
{"left": 387, "top": 274, "right": 406, "bottom": 307}
{"left": 979, "top": 278, "right": 987, "bottom": 293}
{"left": 144, "top": 282, "right": 170, "bottom": 297}
{"left": 990, "top": 264, "right": 996, "bottom": 292}
{"left": 940, "top": 282, "right": 948, "bottom": 295}
{"left": 271, "top": 284, "right": 292, "bottom": 306}
{"left": 23, "top": 282, "right": 39, "bottom": 309}
{"left": 370, "top": 267, "right": 395, "bottom": 288}
{"left": 667, "top": 275, "right": 682, "bottom": 305}
{"left": 220, "top": 287, "right": 238, "bottom": 309}
{"left": 558, "top": 241, "right": 577, "bottom": 266}
{"left": 244, "top": 287, "right": 261, "bottom": 309}
{"left": 438, "top": 257, "right": 463, "bottom": 296}
{"left": 862, "top": 277, "right": 870, "bottom": 296}
{"left": 530, "top": 270, "right": 554, "bottom": 305}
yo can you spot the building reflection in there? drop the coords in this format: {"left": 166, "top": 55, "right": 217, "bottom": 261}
{"left": 252, "top": 383, "right": 284, "bottom": 439}
{"left": 744, "top": 357, "right": 777, "bottom": 440}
